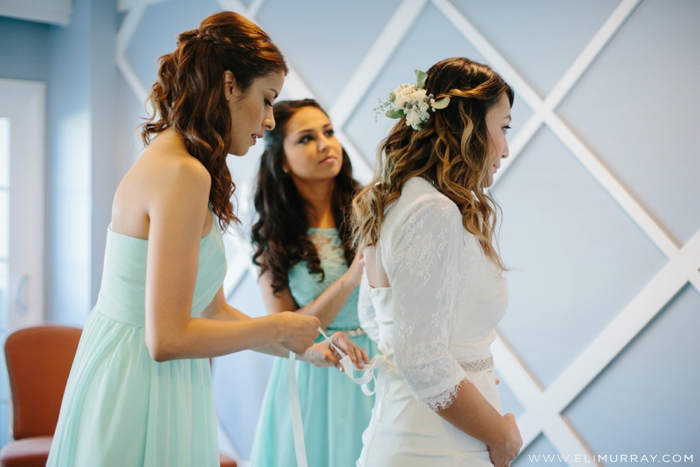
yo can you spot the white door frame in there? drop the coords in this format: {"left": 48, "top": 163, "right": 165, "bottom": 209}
{"left": 0, "top": 78, "right": 46, "bottom": 328}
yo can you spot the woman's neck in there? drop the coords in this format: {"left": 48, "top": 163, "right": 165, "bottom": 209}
{"left": 293, "top": 178, "right": 336, "bottom": 229}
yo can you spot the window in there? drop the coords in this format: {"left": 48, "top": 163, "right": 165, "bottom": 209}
{"left": 0, "top": 78, "right": 46, "bottom": 445}
{"left": 0, "top": 117, "right": 8, "bottom": 328}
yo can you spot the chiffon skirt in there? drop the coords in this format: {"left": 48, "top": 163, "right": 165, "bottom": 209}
{"left": 47, "top": 309, "right": 219, "bottom": 467}
{"left": 250, "top": 333, "right": 379, "bottom": 467}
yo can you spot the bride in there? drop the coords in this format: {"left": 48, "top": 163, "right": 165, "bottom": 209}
{"left": 352, "top": 57, "right": 523, "bottom": 466}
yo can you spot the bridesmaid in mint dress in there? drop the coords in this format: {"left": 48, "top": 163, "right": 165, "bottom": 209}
{"left": 249, "top": 99, "right": 379, "bottom": 466}
{"left": 47, "top": 13, "right": 366, "bottom": 467}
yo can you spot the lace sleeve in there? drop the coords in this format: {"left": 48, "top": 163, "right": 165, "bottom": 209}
{"left": 385, "top": 197, "right": 468, "bottom": 411}
{"left": 358, "top": 270, "right": 380, "bottom": 343}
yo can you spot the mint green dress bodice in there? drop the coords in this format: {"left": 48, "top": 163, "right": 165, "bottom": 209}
{"left": 288, "top": 228, "right": 360, "bottom": 330}
{"left": 97, "top": 215, "right": 226, "bottom": 326}
{"left": 48, "top": 212, "right": 226, "bottom": 467}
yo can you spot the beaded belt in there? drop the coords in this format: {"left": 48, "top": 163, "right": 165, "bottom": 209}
{"left": 459, "top": 356, "right": 493, "bottom": 373}
{"left": 326, "top": 327, "right": 366, "bottom": 337}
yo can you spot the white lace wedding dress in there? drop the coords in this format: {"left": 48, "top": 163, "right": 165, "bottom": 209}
{"left": 356, "top": 177, "right": 508, "bottom": 466}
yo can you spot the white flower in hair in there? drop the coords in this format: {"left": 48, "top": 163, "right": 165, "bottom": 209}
{"left": 405, "top": 107, "right": 424, "bottom": 129}
{"left": 393, "top": 84, "right": 414, "bottom": 109}
{"left": 375, "top": 70, "right": 450, "bottom": 130}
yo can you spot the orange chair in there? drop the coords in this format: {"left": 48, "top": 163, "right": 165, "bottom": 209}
{"left": 0, "top": 324, "right": 238, "bottom": 467}
{"left": 219, "top": 452, "right": 237, "bottom": 467}
{"left": 0, "top": 324, "right": 82, "bottom": 467}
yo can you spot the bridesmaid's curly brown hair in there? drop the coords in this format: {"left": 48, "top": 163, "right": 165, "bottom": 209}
{"left": 141, "top": 11, "right": 287, "bottom": 230}
{"left": 252, "top": 99, "right": 360, "bottom": 295}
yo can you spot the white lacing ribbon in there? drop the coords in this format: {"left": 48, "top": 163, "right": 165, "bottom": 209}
{"left": 288, "top": 351, "right": 308, "bottom": 467}
{"left": 288, "top": 328, "right": 381, "bottom": 467}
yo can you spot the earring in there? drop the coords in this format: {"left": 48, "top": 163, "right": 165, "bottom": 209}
{"left": 282, "top": 167, "right": 289, "bottom": 174}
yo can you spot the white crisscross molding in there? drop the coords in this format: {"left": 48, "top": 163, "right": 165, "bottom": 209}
{"left": 116, "top": 0, "right": 700, "bottom": 464}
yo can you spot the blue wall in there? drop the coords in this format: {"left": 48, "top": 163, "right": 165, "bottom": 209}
{"left": 1, "top": 0, "right": 127, "bottom": 327}
{"left": 1, "top": 0, "right": 698, "bottom": 464}
{"left": 0, "top": 18, "right": 51, "bottom": 82}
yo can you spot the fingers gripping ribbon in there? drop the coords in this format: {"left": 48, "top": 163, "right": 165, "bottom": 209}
{"left": 288, "top": 328, "right": 383, "bottom": 467}
{"left": 317, "top": 327, "right": 380, "bottom": 395}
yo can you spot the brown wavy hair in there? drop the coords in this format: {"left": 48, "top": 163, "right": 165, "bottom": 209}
{"left": 141, "top": 11, "right": 288, "bottom": 230}
{"left": 252, "top": 99, "right": 360, "bottom": 294}
{"left": 353, "top": 57, "right": 513, "bottom": 269}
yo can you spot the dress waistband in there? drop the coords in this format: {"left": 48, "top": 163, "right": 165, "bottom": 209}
{"left": 326, "top": 327, "right": 366, "bottom": 337}
{"left": 460, "top": 356, "right": 493, "bottom": 373}
{"left": 347, "top": 353, "right": 494, "bottom": 374}
{"left": 95, "top": 293, "right": 145, "bottom": 328}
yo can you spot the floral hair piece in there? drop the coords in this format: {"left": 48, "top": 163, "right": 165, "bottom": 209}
{"left": 375, "top": 70, "right": 450, "bottom": 130}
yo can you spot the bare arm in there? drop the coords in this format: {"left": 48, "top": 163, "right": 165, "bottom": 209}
{"left": 257, "top": 250, "right": 365, "bottom": 329}
{"left": 143, "top": 158, "right": 319, "bottom": 361}
{"left": 201, "top": 286, "right": 368, "bottom": 367}
{"left": 199, "top": 287, "right": 292, "bottom": 358}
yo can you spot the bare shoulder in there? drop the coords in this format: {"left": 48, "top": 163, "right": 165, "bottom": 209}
{"left": 143, "top": 132, "right": 211, "bottom": 195}
{"left": 112, "top": 130, "right": 211, "bottom": 238}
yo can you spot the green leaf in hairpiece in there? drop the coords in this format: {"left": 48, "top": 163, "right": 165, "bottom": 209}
{"left": 431, "top": 96, "right": 450, "bottom": 110}
{"left": 414, "top": 70, "right": 427, "bottom": 89}
{"left": 385, "top": 109, "right": 405, "bottom": 119}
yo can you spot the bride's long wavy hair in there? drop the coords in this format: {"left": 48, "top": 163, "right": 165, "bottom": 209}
{"left": 352, "top": 57, "right": 513, "bottom": 269}
{"left": 141, "top": 11, "right": 287, "bottom": 230}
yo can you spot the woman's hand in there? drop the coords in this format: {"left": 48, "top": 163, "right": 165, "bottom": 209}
{"left": 330, "top": 331, "right": 370, "bottom": 369}
{"left": 301, "top": 341, "right": 337, "bottom": 367}
{"left": 488, "top": 413, "right": 522, "bottom": 467}
{"left": 275, "top": 312, "right": 320, "bottom": 354}
{"left": 301, "top": 331, "right": 370, "bottom": 369}
{"left": 341, "top": 249, "right": 366, "bottom": 289}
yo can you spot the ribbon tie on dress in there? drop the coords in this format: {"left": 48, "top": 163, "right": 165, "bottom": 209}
{"left": 288, "top": 328, "right": 384, "bottom": 467}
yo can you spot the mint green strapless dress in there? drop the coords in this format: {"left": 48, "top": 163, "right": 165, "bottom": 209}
{"left": 249, "top": 228, "right": 380, "bottom": 467}
{"left": 47, "top": 212, "right": 226, "bottom": 467}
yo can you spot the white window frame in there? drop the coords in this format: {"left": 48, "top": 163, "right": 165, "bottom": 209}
{"left": 0, "top": 78, "right": 46, "bottom": 329}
